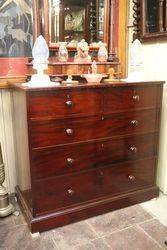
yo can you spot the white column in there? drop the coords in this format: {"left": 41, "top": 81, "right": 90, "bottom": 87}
{"left": 0, "top": 89, "right": 17, "bottom": 193}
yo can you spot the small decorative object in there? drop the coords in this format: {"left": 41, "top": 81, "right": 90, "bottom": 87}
{"left": 62, "top": 69, "right": 78, "bottom": 85}
{"left": 81, "top": 60, "right": 107, "bottom": 83}
{"left": 91, "top": 60, "right": 98, "bottom": 74}
{"left": 125, "top": 39, "right": 144, "bottom": 81}
{"left": 0, "top": 143, "right": 14, "bottom": 217}
{"left": 67, "top": 40, "right": 78, "bottom": 48}
{"left": 74, "top": 39, "right": 91, "bottom": 63}
{"left": 103, "top": 68, "right": 118, "bottom": 82}
{"left": 89, "top": 42, "right": 100, "bottom": 48}
{"left": 58, "top": 42, "right": 68, "bottom": 62}
{"left": 23, "top": 35, "right": 59, "bottom": 87}
{"left": 98, "top": 43, "right": 108, "bottom": 62}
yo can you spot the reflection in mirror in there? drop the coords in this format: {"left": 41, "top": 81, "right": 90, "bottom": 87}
{"left": 145, "top": 0, "right": 159, "bottom": 33}
{"left": 50, "top": 0, "right": 105, "bottom": 44}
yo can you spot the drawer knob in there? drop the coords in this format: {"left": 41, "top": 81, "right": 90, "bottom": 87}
{"left": 67, "top": 189, "right": 75, "bottom": 196}
{"left": 66, "top": 100, "right": 73, "bottom": 107}
{"left": 131, "top": 120, "right": 139, "bottom": 126}
{"left": 67, "top": 158, "right": 74, "bottom": 165}
{"left": 133, "top": 95, "right": 140, "bottom": 101}
{"left": 128, "top": 175, "right": 136, "bottom": 181}
{"left": 66, "top": 128, "right": 74, "bottom": 136}
{"left": 130, "top": 146, "right": 137, "bottom": 153}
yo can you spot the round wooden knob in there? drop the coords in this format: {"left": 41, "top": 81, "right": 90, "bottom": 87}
{"left": 66, "top": 129, "right": 74, "bottom": 136}
{"left": 67, "top": 158, "right": 74, "bottom": 165}
{"left": 131, "top": 120, "right": 139, "bottom": 126}
{"left": 67, "top": 189, "right": 75, "bottom": 196}
{"left": 66, "top": 100, "right": 73, "bottom": 107}
{"left": 128, "top": 175, "right": 136, "bottom": 181}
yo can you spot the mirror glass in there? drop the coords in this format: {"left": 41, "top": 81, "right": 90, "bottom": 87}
{"left": 49, "top": 0, "right": 105, "bottom": 44}
{"left": 145, "top": 0, "right": 159, "bottom": 33}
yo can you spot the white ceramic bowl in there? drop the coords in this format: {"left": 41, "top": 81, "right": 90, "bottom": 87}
{"left": 82, "top": 74, "right": 107, "bottom": 83}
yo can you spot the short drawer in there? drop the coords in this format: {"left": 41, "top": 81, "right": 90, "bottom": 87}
{"left": 27, "top": 89, "right": 103, "bottom": 118}
{"left": 33, "top": 158, "right": 156, "bottom": 215}
{"left": 29, "top": 109, "right": 158, "bottom": 148}
{"left": 104, "top": 86, "right": 160, "bottom": 113}
{"left": 31, "top": 133, "right": 157, "bottom": 179}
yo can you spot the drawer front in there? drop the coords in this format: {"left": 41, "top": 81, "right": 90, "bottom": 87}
{"left": 28, "top": 89, "right": 103, "bottom": 118}
{"left": 34, "top": 158, "right": 156, "bottom": 215}
{"left": 29, "top": 109, "right": 158, "bottom": 148}
{"left": 32, "top": 133, "right": 157, "bottom": 180}
{"left": 104, "top": 86, "right": 160, "bottom": 112}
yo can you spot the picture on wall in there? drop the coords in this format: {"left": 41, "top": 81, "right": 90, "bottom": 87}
{"left": 0, "top": 0, "right": 33, "bottom": 57}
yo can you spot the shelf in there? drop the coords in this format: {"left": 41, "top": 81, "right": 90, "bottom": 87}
{"left": 27, "top": 60, "right": 120, "bottom": 66}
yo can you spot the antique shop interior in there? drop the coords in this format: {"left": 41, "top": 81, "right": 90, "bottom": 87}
{"left": 0, "top": 0, "right": 167, "bottom": 249}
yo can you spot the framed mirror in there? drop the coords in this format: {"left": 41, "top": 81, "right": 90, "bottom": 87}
{"left": 39, "top": 0, "right": 110, "bottom": 50}
{"left": 133, "top": 0, "right": 167, "bottom": 41}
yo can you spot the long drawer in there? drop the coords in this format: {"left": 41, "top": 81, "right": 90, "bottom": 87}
{"left": 31, "top": 133, "right": 157, "bottom": 180}
{"left": 104, "top": 86, "right": 160, "bottom": 113}
{"left": 29, "top": 109, "right": 158, "bottom": 148}
{"left": 33, "top": 158, "right": 156, "bottom": 215}
{"left": 27, "top": 89, "right": 103, "bottom": 119}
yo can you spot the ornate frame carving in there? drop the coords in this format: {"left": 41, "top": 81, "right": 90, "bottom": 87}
{"left": 133, "top": 0, "right": 167, "bottom": 42}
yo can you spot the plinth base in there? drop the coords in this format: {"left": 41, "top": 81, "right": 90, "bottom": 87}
{"left": 0, "top": 203, "right": 14, "bottom": 217}
{"left": 16, "top": 186, "right": 159, "bottom": 233}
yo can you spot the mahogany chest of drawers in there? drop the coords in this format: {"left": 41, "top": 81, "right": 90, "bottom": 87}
{"left": 12, "top": 81, "right": 164, "bottom": 233}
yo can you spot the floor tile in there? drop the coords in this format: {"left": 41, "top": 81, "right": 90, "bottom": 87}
{"left": 0, "top": 224, "right": 57, "bottom": 250}
{"left": 139, "top": 219, "right": 167, "bottom": 248}
{"left": 104, "top": 226, "right": 161, "bottom": 250}
{"left": 23, "top": 234, "right": 57, "bottom": 250}
{"left": 0, "top": 224, "right": 30, "bottom": 249}
{"left": 73, "top": 238, "right": 111, "bottom": 250}
{"left": 51, "top": 221, "right": 97, "bottom": 250}
{"left": 86, "top": 205, "right": 153, "bottom": 237}
{"left": 0, "top": 214, "right": 14, "bottom": 227}
{"left": 141, "top": 195, "right": 167, "bottom": 226}
{"left": 12, "top": 213, "right": 26, "bottom": 226}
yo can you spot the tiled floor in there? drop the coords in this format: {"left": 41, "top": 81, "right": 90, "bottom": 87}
{"left": 0, "top": 196, "right": 167, "bottom": 250}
